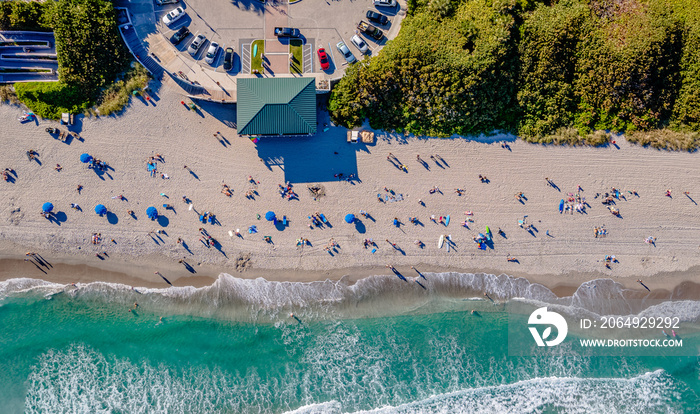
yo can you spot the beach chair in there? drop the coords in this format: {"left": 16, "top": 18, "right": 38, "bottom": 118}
{"left": 320, "top": 214, "right": 327, "bottom": 223}
{"left": 283, "top": 216, "right": 287, "bottom": 226}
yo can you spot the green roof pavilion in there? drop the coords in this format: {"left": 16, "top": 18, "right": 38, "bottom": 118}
{"left": 237, "top": 77, "right": 317, "bottom": 136}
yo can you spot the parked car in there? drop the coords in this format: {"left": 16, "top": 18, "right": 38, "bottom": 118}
{"left": 366, "top": 10, "right": 389, "bottom": 25}
{"left": 188, "top": 34, "right": 206, "bottom": 56}
{"left": 223, "top": 47, "right": 234, "bottom": 71}
{"left": 357, "top": 21, "right": 384, "bottom": 40}
{"left": 373, "top": 0, "right": 397, "bottom": 7}
{"left": 317, "top": 47, "right": 330, "bottom": 70}
{"left": 162, "top": 7, "right": 185, "bottom": 26}
{"left": 274, "top": 27, "right": 300, "bottom": 37}
{"left": 170, "top": 26, "right": 190, "bottom": 45}
{"left": 336, "top": 41, "right": 356, "bottom": 64}
{"left": 204, "top": 42, "right": 219, "bottom": 65}
{"left": 155, "top": 0, "right": 178, "bottom": 5}
{"left": 351, "top": 35, "right": 369, "bottom": 55}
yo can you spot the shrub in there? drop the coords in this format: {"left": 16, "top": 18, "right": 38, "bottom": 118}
{"left": 0, "top": 85, "right": 19, "bottom": 104}
{"left": 96, "top": 63, "right": 150, "bottom": 116}
{"left": 626, "top": 129, "right": 700, "bottom": 151}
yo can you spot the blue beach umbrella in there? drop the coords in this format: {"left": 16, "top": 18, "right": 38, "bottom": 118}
{"left": 344, "top": 214, "right": 355, "bottom": 223}
{"left": 94, "top": 204, "right": 107, "bottom": 216}
{"left": 265, "top": 211, "right": 276, "bottom": 221}
{"left": 146, "top": 206, "right": 158, "bottom": 220}
{"left": 80, "top": 153, "right": 93, "bottom": 163}
{"left": 42, "top": 202, "right": 54, "bottom": 213}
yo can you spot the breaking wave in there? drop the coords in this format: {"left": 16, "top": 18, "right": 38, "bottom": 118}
{"left": 2, "top": 272, "right": 700, "bottom": 323}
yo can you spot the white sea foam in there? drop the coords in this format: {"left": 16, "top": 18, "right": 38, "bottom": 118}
{"left": 25, "top": 342, "right": 684, "bottom": 414}
{"left": 3, "top": 272, "right": 699, "bottom": 323}
{"left": 346, "top": 370, "right": 684, "bottom": 414}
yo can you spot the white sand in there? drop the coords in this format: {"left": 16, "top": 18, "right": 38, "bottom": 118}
{"left": 1, "top": 85, "right": 699, "bottom": 287}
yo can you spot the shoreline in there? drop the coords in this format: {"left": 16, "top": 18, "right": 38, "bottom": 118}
{"left": 3, "top": 246, "right": 699, "bottom": 301}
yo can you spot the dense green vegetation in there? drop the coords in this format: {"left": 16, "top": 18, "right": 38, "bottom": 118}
{"left": 1, "top": 0, "right": 135, "bottom": 118}
{"left": 329, "top": 0, "right": 700, "bottom": 150}
{"left": 0, "top": 0, "right": 52, "bottom": 31}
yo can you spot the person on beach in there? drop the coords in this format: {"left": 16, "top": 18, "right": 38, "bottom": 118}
{"left": 76, "top": 185, "right": 83, "bottom": 194}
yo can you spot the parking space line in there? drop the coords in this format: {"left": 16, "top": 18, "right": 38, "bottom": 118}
{"left": 328, "top": 41, "right": 337, "bottom": 68}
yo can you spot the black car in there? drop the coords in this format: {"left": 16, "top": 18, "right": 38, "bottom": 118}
{"left": 274, "top": 27, "right": 300, "bottom": 37}
{"left": 223, "top": 47, "right": 234, "bottom": 71}
{"left": 170, "top": 26, "right": 190, "bottom": 45}
{"left": 366, "top": 10, "right": 388, "bottom": 26}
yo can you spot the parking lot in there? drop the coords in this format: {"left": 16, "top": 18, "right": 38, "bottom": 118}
{"left": 153, "top": 0, "right": 403, "bottom": 77}
{"left": 155, "top": 0, "right": 267, "bottom": 74}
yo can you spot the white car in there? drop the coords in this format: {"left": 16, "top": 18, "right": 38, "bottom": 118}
{"left": 373, "top": 0, "right": 397, "bottom": 7}
{"left": 188, "top": 34, "right": 206, "bottom": 56}
{"left": 162, "top": 7, "right": 185, "bottom": 26}
{"left": 351, "top": 35, "right": 369, "bottom": 55}
{"left": 336, "top": 41, "right": 356, "bottom": 64}
{"left": 204, "top": 42, "right": 219, "bottom": 65}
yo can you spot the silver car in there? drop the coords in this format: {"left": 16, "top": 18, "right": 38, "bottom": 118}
{"left": 188, "top": 34, "right": 206, "bottom": 56}
{"left": 351, "top": 35, "right": 369, "bottom": 55}
{"left": 336, "top": 41, "right": 356, "bottom": 64}
{"left": 162, "top": 7, "right": 185, "bottom": 26}
{"left": 204, "top": 42, "right": 219, "bottom": 65}
{"left": 373, "top": 0, "right": 397, "bottom": 7}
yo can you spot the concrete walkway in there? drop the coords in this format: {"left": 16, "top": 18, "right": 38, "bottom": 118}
{"left": 0, "top": 31, "right": 58, "bottom": 83}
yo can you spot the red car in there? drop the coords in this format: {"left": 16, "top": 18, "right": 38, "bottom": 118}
{"left": 317, "top": 47, "right": 330, "bottom": 70}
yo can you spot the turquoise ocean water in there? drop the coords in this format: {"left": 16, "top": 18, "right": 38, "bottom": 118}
{"left": 0, "top": 273, "right": 698, "bottom": 413}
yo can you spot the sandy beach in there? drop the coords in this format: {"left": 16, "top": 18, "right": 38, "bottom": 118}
{"left": 1, "top": 85, "right": 699, "bottom": 293}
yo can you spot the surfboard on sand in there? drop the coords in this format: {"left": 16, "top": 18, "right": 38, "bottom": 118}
{"left": 445, "top": 215, "right": 450, "bottom": 226}
{"left": 485, "top": 226, "right": 491, "bottom": 241}
{"left": 446, "top": 235, "right": 452, "bottom": 252}
{"left": 559, "top": 199, "right": 564, "bottom": 213}
{"left": 438, "top": 235, "right": 445, "bottom": 249}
